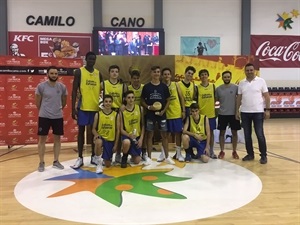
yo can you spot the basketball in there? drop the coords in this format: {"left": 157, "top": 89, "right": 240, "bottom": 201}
{"left": 153, "top": 101, "right": 162, "bottom": 110}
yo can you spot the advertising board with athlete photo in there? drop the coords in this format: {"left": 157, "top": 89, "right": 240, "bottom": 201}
{"left": 8, "top": 32, "right": 92, "bottom": 59}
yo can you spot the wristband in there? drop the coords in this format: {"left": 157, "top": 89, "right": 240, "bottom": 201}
{"left": 147, "top": 105, "right": 151, "bottom": 110}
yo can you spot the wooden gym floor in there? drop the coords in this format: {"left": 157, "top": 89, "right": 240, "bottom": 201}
{"left": 0, "top": 118, "right": 299, "bottom": 225}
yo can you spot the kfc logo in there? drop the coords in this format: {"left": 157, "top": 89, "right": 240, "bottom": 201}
{"left": 13, "top": 35, "right": 34, "bottom": 42}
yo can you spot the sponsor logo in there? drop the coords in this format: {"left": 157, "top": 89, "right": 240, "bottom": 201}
{"left": 11, "top": 102, "right": 18, "bottom": 109}
{"left": 7, "top": 76, "right": 21, "bottom": 83}
{"left": 8, "top": 94, "right": 21, "bottom": 100}
{"left": 5, "top": 58, "right": 21, "bottom": 65}
{"left": 24, "top": 85, "right": 36, "bottom": 91}
{"left": 8, "top": 129, "right": 22, "bottom": 135}
{"left": 24, "top": 102, "right": 36, "bottom": 109}
{"left": 28, "top": 111, "right": 35, "bottom": 117}
{"left": 28, "top": 128, "right": 35, "bottom": 134}
{"left": 25, "top": 120, "right": 38, "bottom": 126}
{"left": 27, "top": 93, "right": 35, "bottom": 100}
{"left": 255, "top": 41, "right": 300, "bottom": 62}
{"left": 13, "top": 35, "right": 34, "bottom": 42}
{"left": 25, "top": 137, "right": 38, "bottom": 143}
{"left": 8, "top": 111, "right": 22, "bottom": 118}
{"left": 27, "top": 76, "right": 34, "bottom": 82}
{"left": 10, "top": 85, "right": 18, "bottom": 91}
{"left": 12, "top": 120, "right": 19, "bottom": 126}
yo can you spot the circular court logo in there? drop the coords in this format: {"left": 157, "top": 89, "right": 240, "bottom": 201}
{"left": 15, "top": 153, "right": 262, "bottom": 224}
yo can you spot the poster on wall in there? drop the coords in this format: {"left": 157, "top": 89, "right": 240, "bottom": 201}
{"left": 8, "top": 32, "right": 92, "bottom": 59}
{"left": 251, "top": 35, "right": 300, "bottom": 68}
{"left": 0, "top": 56, "right": 82, "bottom": 146}
{"left": 174, "top": 55, "right": 259, "bottom": 86}
{"left": 180, "top": 36, "right": 220, "bottom": 56}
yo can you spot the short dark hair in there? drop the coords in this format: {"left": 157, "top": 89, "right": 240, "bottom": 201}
{"left": 199, "top": 69, "right": 209, "bottom": 77}
{"left": 151, "top": 65, "right": 160, "bottom": 71}
{"left": 124, "top": 90, "right": 135, "bottom": 98}
{"left": 130, "top": 69, "right": 140, "bottom": 77}
{"left": 109, "top": 65, "right": 120, "bottom": 72}
{"left": 245, "top": 63, "right": 254, "bottom": 68}
{"left": 161, "top": 67, "right": 171, "bottom": 74}
{"left": 103, "top": 94, "right": 113, "bottom": 101}
{"left": 47, "top": 66, "right": 58, "bottom": 73}
{"left": 222, "top": 70, "right": 232, "bottom": 76}
{"left": 185, "top": 66, "right": 196, "bottom": 74}
{"left": 85, "top": 51, "right": 96, "bottom": 59}
{"left": 190, "top": 103, "right": 199, "bottom": 110}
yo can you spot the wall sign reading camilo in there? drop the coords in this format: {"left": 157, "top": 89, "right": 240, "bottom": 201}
{"left": 26, "top": 15, "right": 75, "bottom": 26}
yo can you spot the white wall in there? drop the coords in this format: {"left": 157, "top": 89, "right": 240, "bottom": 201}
{"left": 102, "top": 0, "right": 154, "bottom": 28}
{"left": 7, "top": 0, "right": 93, "bottom": 33}
{"left": 163, "top": 0, "right": 241, "bottom": 55}
{"left": 252, "top": 0, "right": 300, "bottom": 87}
{"left": 6, "top": 0, "right": 300, "bottom": 87}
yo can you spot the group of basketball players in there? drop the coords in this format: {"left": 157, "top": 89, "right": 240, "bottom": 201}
{"left": 36, "top": 51, "right": 270, "bottom": 173}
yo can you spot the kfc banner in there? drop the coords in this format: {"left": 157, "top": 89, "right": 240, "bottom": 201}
{"left": 251, "top": 35, "right": 300, "bottom": 68}
{"left": 0, "top": 56, "right": 82, "bottom": 146}
{"left": 8, "top": 32, "right": 92, "bottom": 59}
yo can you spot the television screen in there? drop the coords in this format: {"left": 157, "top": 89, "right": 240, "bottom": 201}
{"left": 93, "top": 27, "right": 165, "bottom": 56}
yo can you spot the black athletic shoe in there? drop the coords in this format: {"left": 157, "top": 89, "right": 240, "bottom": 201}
{"left": 121, "top": 155, "right": 127, "bottom": 168}
{"left": 172, "top": 153, "right": 177, "bottom": 160}
{"left": 242, "top": 155, "right": 255, "bottom": 161}
{"left": 259, "top": 156, "right": 268, "bottom": 164}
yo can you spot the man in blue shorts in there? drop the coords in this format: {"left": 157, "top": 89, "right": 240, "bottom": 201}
{"left": 92, "top": 95, "right": 120, "bottom": 173}
{"left": 71, "top": 52, "right": 102, "bottom": 169}
{"left": 182, "top": 103, "right": 210, "bottom": 163}
{"left": 120, "top": 90, "right": 145, "bottom": 168}
{"left": 161, "top": 67, "right": 185, "bottom": 162}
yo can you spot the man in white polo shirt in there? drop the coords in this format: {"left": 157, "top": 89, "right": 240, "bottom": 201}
{"left": 235, "top": 63, "right": 270, "bottom": 164}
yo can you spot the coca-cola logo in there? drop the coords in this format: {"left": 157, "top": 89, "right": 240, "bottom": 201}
{"left": 256, "top": 41, "right": 300, "bottom": 62}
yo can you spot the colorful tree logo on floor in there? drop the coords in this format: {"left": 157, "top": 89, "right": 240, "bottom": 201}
{"left": 276, "top": 9, "right": 299, "bottom": 30}
{"left": 46, "top": 163, "right": 190, "bottom": 207}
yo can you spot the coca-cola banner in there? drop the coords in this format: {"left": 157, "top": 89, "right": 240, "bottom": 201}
{"left": 0, "top": 56, "right": 82, "bottom": 146}
{"left": 251, "top": 35, "right": 300, "bottom": 68}
{"left": 8, "top": 32, "right": 92, "bottom": 59}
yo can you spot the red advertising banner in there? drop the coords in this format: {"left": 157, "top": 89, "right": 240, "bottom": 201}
{"left": 8, "top": 32, "right": 92, "bottom": 59}
{"left": 270, "top": 92, "right": 300, "bottom": 109}
{"left": 0, "top": 56, "right": 83, "bottom": 146}
{"left": 251, "top": 35, "right": 300, "bottom": 68}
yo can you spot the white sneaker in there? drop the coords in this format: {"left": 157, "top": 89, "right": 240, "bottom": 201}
{"left": 143, "top": 155, "right": 152, "bottom": 165}
{"left": 176, "top": 147, "right": 185, "bottom": 162}
{"left": 166, "top": 156, "right": 175, "bottom": 165}
{"left": 90, "top": 155, "right": 98, "bottom": 165}
{"left": 70, "top": 157, "right": 83, "bottom": 169}
{"left": 96, "top": 159, "right": 103, "bottom": 174}
{"left": 115, "top": 153, "right": 122, "bottom": 163}
{"left": 157, "top": 151, "right": 165, "bottom": 162}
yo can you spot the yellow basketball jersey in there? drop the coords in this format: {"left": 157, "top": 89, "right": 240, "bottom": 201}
{"left": 177, "top": 81, "right": 195, "bottom": 108}
{"left": 79, "top": 67, "right": 100, "bottom": 111}
{"left": 104, "top": 80, "right": 124, "bottom": 109}
{"left": 197, "top": 83, "right": 216, "bottom": 118}
{"left": 166, "top": 82, "right": 182, "bottom": 119}
{"left": 121, "top": 105, "right": 142, "bottom": 137}
{"left": 128, "top": 84, "right": 144, "bottom": 105}
{"left": 189, "top": 114, "right": 207, "bottom": 139}
{"left": 97, "top": 110, "right": 117, "bottom": 141}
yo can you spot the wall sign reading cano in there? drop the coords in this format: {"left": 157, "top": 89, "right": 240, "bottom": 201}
{"left": 26, "top": 15, "right": 75, "bottom": 26}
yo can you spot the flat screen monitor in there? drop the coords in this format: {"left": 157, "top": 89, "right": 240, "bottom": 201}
{"left": 93, "top": 27, "right": 165, "bottom": 56}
